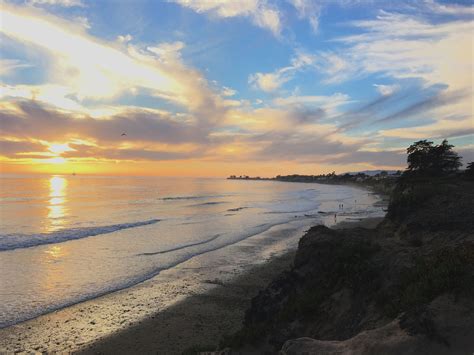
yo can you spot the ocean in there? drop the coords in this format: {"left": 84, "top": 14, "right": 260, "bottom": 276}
{"left": 0, "top": 174, "right": 384, "bottom": 328}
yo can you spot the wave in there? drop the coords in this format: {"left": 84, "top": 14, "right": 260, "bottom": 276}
{"left": 1, "top": 218, "right": 316, "bottom": 328}
{"left": 189, "top": 201, "right": 229, "bottom": 207}
{"left": 227, "top": 206, "right": 248, "bottom": 212}
{"left": 138, "top": 234, "right": 221, "bottom": 256}
{"left": 0, "top": 219, "right": 160, "bottom": 251}
{"left": 159, "top": 194, "right": 228, "bottom": 201}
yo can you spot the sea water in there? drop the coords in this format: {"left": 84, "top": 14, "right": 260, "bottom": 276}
{"left": 0, "top": 175, "right": 384, "bottom": 327}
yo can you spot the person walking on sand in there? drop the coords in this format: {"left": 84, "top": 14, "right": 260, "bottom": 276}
{"left": 334, "top": 213, "right": 337, "bottom": 223}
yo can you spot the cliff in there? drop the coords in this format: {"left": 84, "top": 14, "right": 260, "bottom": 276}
{"left": 222, "top": 177, "right": 474, "bottom": 354}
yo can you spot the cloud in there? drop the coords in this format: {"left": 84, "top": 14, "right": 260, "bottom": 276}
{"left": 1, "top": 1, "right": 471, "bottom": 174}
{"left": 0, "top": 84, "right": 85, "bottom": 112}
{"left": 379, "top": 119, "right": 474, "bottom": 141}
{"left": 373, "top": 84, "right": 399, "bottom": 96}
{"left": 288, "top": 0, "right": 322, "bottom": 32}
{"left": 374, "top": 88, "right": 468, "bottom": 125}
{"left": 28, "top": 0, "right": 85, "bottom": 7}
{"left": 0, "top": 3, "right": 230, "bottom": 124}
{"left": 221, "top": 86, "right": 237, "bottom": 97}
{"left": 421, "top": 0, "right": 474, "bottom": 16}
{"left": 117, "top": 34, "right": 133, "bottom": 43}
{"left": 249, "top": 50, "right": 316, "bottom": 92}
{"left": 257, "top": 133, "right": 360, "bottom": 160}
{"left": 336, "top": 11, "right": 473, "bottom": 91}
{"left": 146, "top": 41, "right": 185, "bottom": 62}
{"left": 273, "top": 93, "right": 349, "bottom": 108}
{"left": 288, "top": 51, "right": 350, "bottom": 85}
{"left": 0, "top": 59, "right": 33, "bottom": 76}
{"left": 171, "top": 0, "right": 282, "bottom": 36}
{"left": 310, "top": 8, "right": 473, "bottom": 146}
{"left": 273, "top": 93, "right": 351, "bottom": 119}
{"left": 323, "top": 149, "right": 406, "bottom": 167}
{"left": 248, "top": 72, "right": 288, "bottom": 92}
{"left": 0, "top": 100, "right": 212, "bottom": 146}
{"left": 0, "top": 139, "right": 47, "bottom": 158}
{"left": 63, "top": 144, "right": 200, "bottom": 161}
{"left": 337, "top": 87, "right": 469, "bottom": 135}
{"left": 0, "top": 4, "right": 178, "bottom": 100}
{"left": 335, "top": 93, "right": 401, "bottom": 131}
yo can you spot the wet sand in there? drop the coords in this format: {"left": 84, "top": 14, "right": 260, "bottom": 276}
{"left": 0, "top": 221, "right": 306, "bottom": 354}
{"left": 79, "top": 217, "right": 383, "bottom": 355}
{"left": 0, "top": 217, "right": 383, "bottom": 354}
{"left": 333, "top": 216, "right": 384, "bottom": 230}
{"left": 78, "top": 252, "right": 296, "bottom": 355}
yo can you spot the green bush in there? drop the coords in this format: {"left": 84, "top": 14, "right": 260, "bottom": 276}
{"left": 381, "top": 245, "right": 474, "bottom": 317}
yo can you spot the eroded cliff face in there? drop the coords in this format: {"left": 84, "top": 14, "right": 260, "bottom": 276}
{"left": 223, "top": 178, "right": 474, "bottom": 354}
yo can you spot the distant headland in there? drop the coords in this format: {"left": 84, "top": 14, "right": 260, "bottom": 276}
{"left": 228, "top": 170, "right": 402, "bottom": 195}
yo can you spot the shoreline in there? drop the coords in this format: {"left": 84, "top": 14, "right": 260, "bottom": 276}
{"left": 78, "top": 217, "right": 382, "bottom": 355}
{"left": 0, "top": 219, "right": 308, "bottom": 353}
{"left": 0, "top": 188, "right": 386, "bottom": 354}
{"left": 0, "top": 216, "right": 381, "bottom": 354}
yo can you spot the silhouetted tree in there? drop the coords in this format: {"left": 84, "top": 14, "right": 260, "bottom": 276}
{"left": 432, "top": 140, "right": 462, "bottom": 174}
{"left": 405, "top": 139, "right": 461, "bottom": 176}
{"left": 406, "top": 140, "right": 434, "bottom": 173}
{"left": 465, "top": 162, "right": 474, "bottom": 180}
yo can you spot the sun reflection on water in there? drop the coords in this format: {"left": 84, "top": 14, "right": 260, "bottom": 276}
{"left": 47, "top": 176, "right": 68, "bottom": 232}
{"left": 45, "top": 245, "right": 67, "bottom": 259}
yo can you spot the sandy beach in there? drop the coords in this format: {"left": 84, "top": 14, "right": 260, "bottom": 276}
{"left": 0, "top": 220, "right": 304, "bottom": 354}
{"left": 0, "top": 215, "right": 382, "bottom": 355}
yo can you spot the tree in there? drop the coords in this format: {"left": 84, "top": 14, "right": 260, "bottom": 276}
{"left": 465, "top": 162, "right": 474, "bottom": 180}
{"left": 432, "top": 139, "right": 462, "bottom": 174}
{"left": 406, "top": 140, "right": 434, "bottom": 173}
{"left": 405, "top": 139, "right": 461, "bottom": 176}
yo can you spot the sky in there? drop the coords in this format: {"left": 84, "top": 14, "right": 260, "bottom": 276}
{"left": 0, "top": 0, "right": 473, "bottom": 177}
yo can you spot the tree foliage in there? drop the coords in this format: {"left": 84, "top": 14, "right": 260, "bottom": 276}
{"left": 406, "top": 139, "right": 461, "bottom": 176}
{"left": 465, "top": 162, "right": 474, "bottom": 180}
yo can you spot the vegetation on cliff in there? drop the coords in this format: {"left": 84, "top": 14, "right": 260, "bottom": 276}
{"left": 219, "top": 141, "right": 474, "bottom": 354}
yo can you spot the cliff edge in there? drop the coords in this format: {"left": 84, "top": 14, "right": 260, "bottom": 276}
{"left": 222, "top": 177, "right": 474, "bottom": 354}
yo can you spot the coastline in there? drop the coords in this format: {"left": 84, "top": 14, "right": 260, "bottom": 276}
{"left": 0, "top": 196, "right": 384, "bottom": 354}
{"left": 0, "top": 219, "right": 306, "bottom": 353}
{"left": 223, "top": 177, "right": 474, "bottom": 354}
{"left": 78, "top": 217, "right": 383, "bottom": 355}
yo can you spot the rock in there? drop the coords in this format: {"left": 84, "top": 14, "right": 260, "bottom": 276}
{"left": 281, "top": 295, "right": 474, "bottom": 355}
{"left": 224, "top": 178, "right": 474, "bottom": 353}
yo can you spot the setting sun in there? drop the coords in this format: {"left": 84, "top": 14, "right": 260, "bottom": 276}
{"left": 0, "top": 0, "right": 473, "bottom": 353}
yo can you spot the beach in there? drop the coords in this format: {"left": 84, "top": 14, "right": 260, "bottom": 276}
{"left": 0, "top": 211, "right": 383, "bottom": 354}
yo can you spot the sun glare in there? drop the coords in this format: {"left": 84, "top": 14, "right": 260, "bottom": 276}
{"left": 47, "top": 176, "right": 68, "bottom": 232}
{"left": 48, "top": 143, "right": 73, "bottom": 155}
{"left": 45, "top": 157, "right": 67, "bottom": 164}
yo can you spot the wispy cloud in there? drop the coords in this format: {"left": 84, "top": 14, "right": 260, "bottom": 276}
{"left": 373, "top": 84, "right": 399, "bottom": 96}
{"left": 249, "top": 50, "right": 316, "bottom": 92}
{"left": 335, "top": 10, "right": 473, "bottom": 90}
{"left": 0, "top": 3, "right": 230, "bottom": 120}
{"left": 288, "top": 0, "right": 322, "bottom": 33}
{"left": 0, "top": 0, "right": 472, "bottom": 175}
{"left": 28, "top": 0, "right": 85, "bottom": 8}
{"left": 171, "top": 0, "right": 282, "bottom": 36}
{"left": 0, "top": 59, "right": 33, "bottom": 76}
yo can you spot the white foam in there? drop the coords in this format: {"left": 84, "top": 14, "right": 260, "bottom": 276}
{"left": 0, "top": 219, "right": 160, "bottom": 251}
